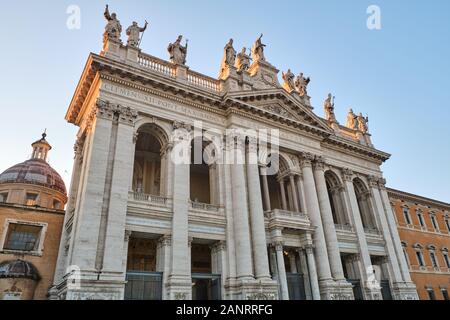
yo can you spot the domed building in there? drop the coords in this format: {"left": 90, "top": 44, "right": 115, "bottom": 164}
{"left": 0, "top": 133, "right": 67, "bottom": 300}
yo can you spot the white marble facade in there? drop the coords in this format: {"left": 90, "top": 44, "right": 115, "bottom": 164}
{"left": 51, "top": 37, "right": 418, "bottom": 301}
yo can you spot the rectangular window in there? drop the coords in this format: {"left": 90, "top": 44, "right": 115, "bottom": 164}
{"left": 416, "top": 251, "right": 425, "bottom": 267}
{"left": 0, "top": 192, "right": 8, "bottom": 203}
{"left": 25, "top": 193, "right": 38, "bottom": 206}
{"left": 417, "top": 213, "right": 425, "bottom": 228}
{"left": 445, "top": 219, "right": 450, "bottom": 232}
{"left": 427, "top": 289, "right": 436, "bottom": 300}
{"left": 403, "top": 248, "right": 410, "bottom": 267}
{"left": 403, "top": 208, "right": 411, "bottom": 225}
{"left": 430, "top": 252, "right": 438, "bottom": 268}
{"left": 431, "top": 215, "right": 439, "bottom": 231}
{"left": 3, "top": 223, "right": 42, "bottom": 252}
{"left": 443, "top": 253, "right": 450, "bottom": 268}
{"left": 442, "top": 289, "right": 449, "bottom": 300}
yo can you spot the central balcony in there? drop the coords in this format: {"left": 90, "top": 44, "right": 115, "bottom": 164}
{"left": 264, "top": 209, "right": 311, "bottom": 230}
{"left": 127, "top": 192, "right": 172, "bottom": 215}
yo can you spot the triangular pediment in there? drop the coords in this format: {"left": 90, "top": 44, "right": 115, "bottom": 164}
{"left": 226, "top": 88, "right": 333, "bottom": 134}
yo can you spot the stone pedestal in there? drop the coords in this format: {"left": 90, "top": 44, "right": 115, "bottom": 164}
{"left": 319, "top": 279, "right": 354, "bottom": 300}
{"left": 391, "top": 282, "right": 419, "bottom": 300}
{"left": 248, "top": 60, "right": 281, "bottom": 89}
{"left": 102, "top": 38, "right": 123, "bottom": 60}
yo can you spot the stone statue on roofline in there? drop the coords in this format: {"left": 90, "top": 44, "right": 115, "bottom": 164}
{"left": 103, "top": 5, "right": 122, "bottom": 43}
{"left": 126, "top": 20, "right": 148, "bottom": 48}
{"left": 295, "top": 73, "right": 310, "bottom": 97}
{"left": 235, "top": 47, "right": 251, "bottom": 72}
{"left": 357, "top": 113, "right": 369, "bottom": 133}
{"left": 324, "top": 93, "right": 337, "bottom": 123}
{"left": 282, "top": 69, "right": 295, "bottom": 92}
{"left": 251, "top": 34, "right": 266, "bottom": 62}
{"left": 222, "top": 39, "right": 237, "bottom": 67}
{"left": 346, "top": 108, "right": 358, "bottom": 130}
{"left": 168, "top": 35, "right": 188, "bottom": 65}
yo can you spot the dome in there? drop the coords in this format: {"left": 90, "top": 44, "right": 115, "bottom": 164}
{"left": 0, "top": 132, "right": 67, "bottom": 195}
{"left": 0, "top": 260, "right": 41, "bottom": 281}
{"left": 0, "top": 158, "right": 66, "bottom": 194}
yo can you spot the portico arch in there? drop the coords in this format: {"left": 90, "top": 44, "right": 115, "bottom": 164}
{"left": 262, "top": 153, "right": 300, "bottom": 212}
{"left": 353, "top": 178, "right": 377, "bottom": 230}
{"left": 132, "top": 123, "right": 170, "bottom": 196}
{"left": 189, "top": 135, "right": 220, "bottom": 205}
{"left": 324, "top": 170, "right": 349, "bottom": 225}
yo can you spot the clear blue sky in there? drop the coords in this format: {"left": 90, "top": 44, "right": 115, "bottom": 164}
{"left": 0, "top": 1, "right": 448, "bottom": 202}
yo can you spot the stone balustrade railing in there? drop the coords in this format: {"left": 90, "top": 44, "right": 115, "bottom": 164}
{"left": 334, "top": 224, "right": 354, "bottom": 232}
{"left": 186, "top": 70, "right": 221, "bottom": 92}
{"left": 364, "top": 227, "right": 381, "bottom": 236}
{"left": 138, "top": 53, "right": 177, "bottom": 78}
{"left": 129, "top": 191, "right": 168, "bottom": 205}
{"left": 137, "top": 52, "right": 221, "bottom": 93}
{"left": 189, "top": 200, "right": 221, "bottom": 212}
{"left": 265, "top": 209, "right": 309, "bottom": 220}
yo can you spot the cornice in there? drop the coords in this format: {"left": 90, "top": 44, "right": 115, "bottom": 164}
{"left": 323, "top": 135, "right": 390, "bottom": 163}
{"left": 65, "top": 53, "right": 391, "bottom": 163}
{"left": 0, "top": 202, "right": 66, "bottom": 216}
{"left": 388, "top": 188, "right": 450, "bottom": 211}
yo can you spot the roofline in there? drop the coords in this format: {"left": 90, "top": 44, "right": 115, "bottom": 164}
{"left": 387, "top": 187, "right": 450, "bottom": 211}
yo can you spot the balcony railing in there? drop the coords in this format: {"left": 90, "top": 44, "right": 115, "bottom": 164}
{"left": 334, "top": 224, "right": 354, "bottom": 232}
{"left": 138, "top": 53, "right": 177, "bottom": 78}
{"left": 128, "top": 192, "right": 168, "bottom": 205}
{"left": 364, "top": 227, "right": 381, "bottom": 236}
{"left": 186, "top": 70, "right": 221, "bottom": 92}
{"left": 189, "top": 200, "right": 221, "bottom": 212}
{"left": 265, "top": 209, "right": 309, "bottom": 220}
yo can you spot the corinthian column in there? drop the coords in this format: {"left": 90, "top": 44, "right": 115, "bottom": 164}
{"left": 300, "top": 153, "right": 333, "bottom": 282}
{"left": 368, "top": 176, "right": 407, "bottom": 283}
{"left": 312, "top": 157, "right": 345, "bottom": 281}
{"left": 289, "top": 174, "right": 300, "bottom": 212}
{"left": 246, "top": 140, "right": 271, "bottom": 280}
{"left": 229, "top": 135, "right": 254, "bottom": 279}
{"left": 278, "top": 178, "right": 288, "bottom": 210}
{"left": 342, "top": 170, "right": 381, "bottom": 298}
{"left": 166, "top": 122, "right": 192, "bottom": 299}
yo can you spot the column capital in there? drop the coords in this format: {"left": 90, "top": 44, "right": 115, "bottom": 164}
{"left": 158, "top": 235, "right": 172, "bottom": 247}
{"left": 124, "top": 230, "right": 132, "bottom": 242}
{"left": 210, "top": 241, "right": 227, "bottom": 253}
{"left": 313, "top": 156, "right": 326, "bottom": 171}
{"left": 96, "top": 99, "right": 138, "bottom": 125}
{"left": 378, "top": 177, "right": 387, "bottom": 190}
{"left": 172, "top": 120, "right": 192, "bottom": 132}
{"left": 341, "top": 168, "right": 354, "bottom": 182}
{"left": 299, "top": 152, "right": 315, "bottom": 168}
{"left": 272, "top": 240, "right": 284, "bottom": 251}
{"left": 73, "top": 137, "right": 84, "bottom": 161}
{"left": 367, "top": 175, "right": 380, "bottom": 188}
{"left": 277, "top": 176, "right": 286, "bottom": 184}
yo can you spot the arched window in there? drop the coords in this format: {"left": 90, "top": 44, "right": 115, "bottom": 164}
{"left": 427, "top": 245, "right": 439, "bottom": 268}
{"left": 416, "top": 209, "right": 426, "bottom": 228}
{"left": 189, "top": 136, "right": 218, "bottom": 205}
{"left": 413, "top": 244, "right": 425, "bottom": 267}
{"left": 325, "top": 171, "right": 348, "bottom": 225}
{"left": 441, "top": 248, "right": 450, "bottom": 268}
{"left": 261, "top": 154, "right": 301, "bottom": 213}
{"left": 132, "top": 124, "right": 168, "bottom": 196}
{"left": 353, "top": 178, "right": 377, "bottom": 230}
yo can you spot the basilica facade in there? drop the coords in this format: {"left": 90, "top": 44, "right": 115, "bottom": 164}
{"left": 50, "top": 10, "right": 419, "bottom": 300}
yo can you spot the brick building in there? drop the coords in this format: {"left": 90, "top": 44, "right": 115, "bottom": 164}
{"left": 389, "top": 188, "right": 450, "bottom": 300}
